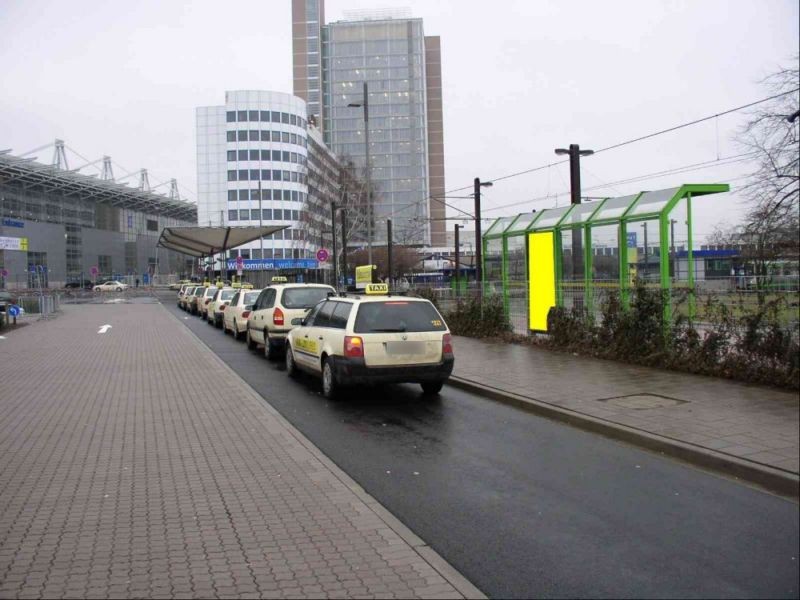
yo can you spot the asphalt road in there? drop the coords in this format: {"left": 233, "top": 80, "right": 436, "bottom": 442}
{"left": 161, "top": 295, "right": 799, "bottom": 599}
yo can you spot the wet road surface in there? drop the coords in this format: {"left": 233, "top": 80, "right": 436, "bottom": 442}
{"left": 161, "top": 296, "right": 799, "bottom": 599}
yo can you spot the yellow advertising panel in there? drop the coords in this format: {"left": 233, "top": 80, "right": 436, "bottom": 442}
{"left": 528, "top": 231, "right": 556, "bottom": 331}
{"left": 355, "top": 264, "right": 375, "bottom": 288}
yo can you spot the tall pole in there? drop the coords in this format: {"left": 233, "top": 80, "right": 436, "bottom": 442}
{"left": 341, "top": 208, "right": 348, "bottom": 290}
{"left": 387, "top": 218, "right": 393, "bottom": 288}
{"left": 568, "top": 144, "right": 583, "bottom": 280}
{"left": 454, "top": 224, "right": 461, "bottom": 297}
{"left": 363, "top": 82, "right": 372, "bottom": 266}
{"left": 331, "top": 201, "right": 338, "bottom": 290}
{"left": 474, "top": 178, "right": 482, "bottom": 293}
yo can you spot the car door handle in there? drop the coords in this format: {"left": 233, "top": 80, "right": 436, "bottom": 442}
{"left": 304, "top": 335, "right": 309, "bottom": 338}
{"left": 318, "top": 336, "right": 323, "bottom": 340}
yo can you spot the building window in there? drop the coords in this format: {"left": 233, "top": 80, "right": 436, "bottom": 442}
{"left": 237, "top": 130, "right": 247, "bottom": 141}
{"left": 227, "top": 150, "right": 236, "bottom": 161}
{"left": 226, "top": 111, "right": 236, "bottom": 122}
{"left": 290, "top": 171, "right": 298, "bottom": 182}
{"left": 239, "top": 209, "right": 250, "bottom": 220}
{"left": 262, "top": 189, "right": 272, "bottom": 200}
{"left": 248, "top": 149, "right": 259, "bottom": 161}
{"left": 283, "top": 171, "right": 290, "bottom": 182}
{"left": 292, "top": 210, "right": 299, "bottom": 221}
{"left": 238, "top": 170, "right": 249, "bottom": 181}
{"left": 272, "top": 130, "right": 280, "bottom": 140}
{"left": 228, "top": 210, "right": 238, "bottom": 221}
{"left": 271, "top": 150, "right": 280, "bottom": 161}
{"left": 249, "top": 130, "right": 259, "bottom": 141}
{"left": 98, "top": 254, "right": 112, "bottom": 273}
{"left": 271, "top": 111, "right": 280, "bottom": 122}
{"left": 290, "top": 114, "right": 296, "bottom": 126}
{"left": 261, "top": 169, "right": 271, "bottom": 180}
{"left": 274, "top": 209, "right": 283, "bottom": 220}
{"left": 282, "top": 132, "right": 290, "bottom": 143}
{"left": 291, "top": 133, "right": 298, "bottom": 145}
{"left": 264, "top": 249, "right": 273, "bottom": 259}
{"left": 272, "top": 170, "right": 281, "bottom": 180}
{"left": 260, "top": 111, "right": 270, "bottom": 122}
{"left": 239, "top": 190, "right": 249, "bottom": 201}
{"left": 234, "top": 149, "right": 244, "bottom": 161}
{"left": 146, "top": 219, "right": 158, "bottom": 232}
{"left": 237, "top": 110, "right": 247, "bottom": 122}
{"left": 281, "top": 112, "right": 290, "bottom": 124}
{"left": 291, "top": 190, "right": 298, "bottom": 202}
{"left": 228, "top": 190, "right": 237, "bottom": 202}
{"left": 248, "top": 110, "right": 258, "bottom": 121}
{"left": 290, "top": 152, "right": 297, "bottom": 163}
{"left": 282, "top": 151, "right": 290, "bottom": 162}
{"left": 250, "top": 169, "right": 260, "bottom": 180}
{"left": 228, "top": 170, "right": 237, "bottom": 181}
{"left": 262, "top": 209, "right": 272, "bottom": 220}
{"left": 260, "top": 150, "right": 269, "bottom": 161}
{"left": 260, "top": 130, "right": 270, "bottom": 142}
{"left": 283, "top": 190, "right": 291, "bottom": 201}
{"left": 226, "top": 131, "right": 236, "bottom": 142}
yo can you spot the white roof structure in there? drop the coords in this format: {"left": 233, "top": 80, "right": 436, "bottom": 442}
{"left": 157, "top": 225, "right": 289, "bottom": 258}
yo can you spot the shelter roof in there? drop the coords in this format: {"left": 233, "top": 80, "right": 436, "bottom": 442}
{"left": 157, "top": 225, "right": 289, "bottom": 257}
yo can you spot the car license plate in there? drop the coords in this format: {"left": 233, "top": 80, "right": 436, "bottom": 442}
{"left": 385, "top": 341, "right": 425, "bottom": 355}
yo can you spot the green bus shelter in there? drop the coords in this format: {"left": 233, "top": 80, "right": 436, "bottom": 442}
{"left": 481, "top": 184, "right": 730, "bottom": 332}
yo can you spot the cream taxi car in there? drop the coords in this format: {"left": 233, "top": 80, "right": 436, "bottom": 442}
{"left": 206, "top": 287, "right": 237, "bottom": 326}
{"left": 285, "top": 284, "right": 454, "bottom": 399}
{"left": 187, "top": 286, "right": 207, "bottom": 315}
{"left": 223, "top": 287, "right": 263, "bottom": 339}
{"left": 246, "top": 282, "right": 336, "bottom": 359}
{"left": 197, "top": 286, "right": 219, "bottom": 319}
{"left": 178, "top": 284, "right": 195, "bottom": 309}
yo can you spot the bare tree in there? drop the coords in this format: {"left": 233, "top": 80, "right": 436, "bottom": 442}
{"left": 346, "top": 245, "right": 420, "bottom": 281}
{"left": 733, "top": 55, "right": 799, "bottom": 284}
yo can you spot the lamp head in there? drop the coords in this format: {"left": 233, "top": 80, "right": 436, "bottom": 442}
{"left": 554, "top": 148, "right": 569, "bottom": 155}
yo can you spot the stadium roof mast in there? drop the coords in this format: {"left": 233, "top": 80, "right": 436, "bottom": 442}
{"left": 52, "top": 139, "right": 69, "bottom": 170}
{"left": 169, "top": 179, "right": 180, "bottom": 200}
{"left": 139, "top": 169, "right": 150, "bottom": 192}
{"left": 101, "top": 156, "right": 114, "bottom": 181}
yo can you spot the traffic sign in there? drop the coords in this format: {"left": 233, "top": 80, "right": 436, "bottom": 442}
{"left": 8, "top": 305, "right": 21, "bottom": 317}
{"left": 316, "top": 248, "right": 330, "bottom": 262}
{"left": 235, "top": 255, "right": 244, "bottom": 268}
{"left": 90, "top": 266, "right": 99, "bottom": 276}
{"left": 0, "top": 268, "right": 8, "bottom": 278}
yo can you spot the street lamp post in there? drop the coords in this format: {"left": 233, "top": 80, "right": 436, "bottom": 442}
{"left": 474, "top": 178, "right": 493, "bottom": 293}
{"left": 454, "top": 223, "right": 461, "bottom": 296}
{"left": 348, "top": 82, "right": 372, "bottom": 265}
{"left": 555, "top": 144, "right": 594, "bottom": 279}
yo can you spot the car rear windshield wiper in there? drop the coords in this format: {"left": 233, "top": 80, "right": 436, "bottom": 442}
{"left": 369, "top": 327, "right": 407, "bottom": 332}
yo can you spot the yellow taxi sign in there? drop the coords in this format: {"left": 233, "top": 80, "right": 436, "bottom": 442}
{"left": 241, "top": 283, "right": 254, "bottom": 289}
{"left": 365, "top": 283, "right": 388, "bottom": 295}
{"left": 271, "top": 276, "right": 288, "bottom": 283}
{"left": 231, "top": 281, "right": 242, "bottom": 288}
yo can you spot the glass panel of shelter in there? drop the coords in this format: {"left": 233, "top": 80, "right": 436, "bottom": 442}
{"left": 588, "top": 194, "right": 640, "bottom": 223}
{"left": 529, "top": 205, "right": 574, "bottom": 230}
{"left": 626, "top": 187, "right": 681, "bottom": 218}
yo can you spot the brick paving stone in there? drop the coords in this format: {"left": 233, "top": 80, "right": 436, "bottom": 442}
{"left": 0, "top": 303, "right": 472, "bottom": 598}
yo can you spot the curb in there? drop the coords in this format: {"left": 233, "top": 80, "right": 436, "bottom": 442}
{"left": 164, "top": 300, "right": 487, "bottom": 600}
{"left": 447, "top": 376, "right": 799, "bottom": 501}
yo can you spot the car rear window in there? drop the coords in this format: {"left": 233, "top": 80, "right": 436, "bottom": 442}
{"left": 195, "top": 288, "right": 205, "bottom": 296}
{"left": 354, "top": 301, "right": 447, "bottom": 333}
{"left": 220, "top": 290, "right": 235, "bottom": 300}
{"left": 282, "top": 287, "right": 333, "bottom": 309}
{"left": 244, "top": 291, "right": 260, "bottom": 304}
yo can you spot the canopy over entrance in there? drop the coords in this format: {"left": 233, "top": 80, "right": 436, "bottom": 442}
{"left": 157, "top": 225, "right": 289, "bottom": 258}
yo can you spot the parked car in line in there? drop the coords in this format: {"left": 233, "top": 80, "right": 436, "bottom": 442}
{"left": 285, "top": 285, "right": 454, "bottom": 399}
{"left": 246, "top": 283, "right": 336, "bottom": 359}
{"left": 177, "top": 285, "right": 192, "bottom": 308}
{"left": 94, "top": 280, "right": 128, "bottom": 292}
{"left": 206, "top": 287, "right": 237, "bottom": 327}
{"left": 170, "top": 279, "right": 191, "bottom": 291}
{"left": 198, "top": 286, "right": 219, "bottom": 319}
{"left": 223, "top": 288, "right": 263, "bottom": 338}
{"left": 188, "top": 286, "right": 206, "bottom": 315}
{"left": 64, "top": 280, "right": 93, "bottom": 290}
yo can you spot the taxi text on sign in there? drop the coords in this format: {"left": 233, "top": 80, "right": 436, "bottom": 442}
{"left": 365, "top": 283, "right": 388, "bottom": 295}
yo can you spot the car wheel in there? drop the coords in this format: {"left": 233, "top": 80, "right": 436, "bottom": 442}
{"left": 421, "top": 381, "right": 444, "bottom": 396}
{"left": 246, "top": 327, "right": 257, "bottom": 350}
{"left": 116, "top": 287, "right": 122, "bottom": 292}
{"left": 264, "top": 332, "right": 278, "bottom": 360}
{"left": 94, "top": 287, "right": 100, "bottom": 292}
{"left": 322, "top": 357, "right": 339, "bottom": 400}
{"left": 285, "top": 346, "right": 298, "bottom": 379}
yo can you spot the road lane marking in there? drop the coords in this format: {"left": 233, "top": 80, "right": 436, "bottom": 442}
{"left": 98, "top": 324, "right": 112, "bottom": 334}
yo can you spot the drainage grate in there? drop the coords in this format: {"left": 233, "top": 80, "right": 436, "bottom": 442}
{"left": 600, "top": 394, "right": 687, "bottom": 410}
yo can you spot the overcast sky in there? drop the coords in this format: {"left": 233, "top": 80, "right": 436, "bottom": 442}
{"left": 1, "top": 0, "right": 797, "bottom": 241}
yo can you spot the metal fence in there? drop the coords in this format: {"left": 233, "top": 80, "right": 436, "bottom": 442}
{"left": 409, "top": 275, "right": 800, "bottom": 335}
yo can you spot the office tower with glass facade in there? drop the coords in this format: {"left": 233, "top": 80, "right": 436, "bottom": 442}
{"left": 292, "top": 1, "right": 446, "bottom": 247}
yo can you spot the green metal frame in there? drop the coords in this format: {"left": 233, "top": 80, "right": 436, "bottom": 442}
{"left": 480, "top": 184, "right": 730, "bottom": 330}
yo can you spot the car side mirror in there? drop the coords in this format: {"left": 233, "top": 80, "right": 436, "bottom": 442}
{"left": 299, "top": 318, "right": 307, "bottom": 326}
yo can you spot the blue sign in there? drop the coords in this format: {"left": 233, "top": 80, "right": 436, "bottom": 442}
{"left": 626, "top": 232, "right": 638, "bottom": 248}
{"left": 224, "top": 258, "right": 319, "bottom": 271}
{"left": 8, "top": 305, "right": 21, "bottom": 317}
{"left": 2, "top": 218, "right": 24, "bottom": 228}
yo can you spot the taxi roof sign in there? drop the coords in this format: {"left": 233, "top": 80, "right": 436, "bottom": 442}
{"left": 271, "top": 276, "right": 288, "bottom": 283}
{"left": 364, "top": 283, "right": 389, "bottom": 295}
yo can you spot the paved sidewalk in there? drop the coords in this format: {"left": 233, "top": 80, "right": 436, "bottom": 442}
{"left": 451, "top": 336, "right": 799, "bottom": 476}
{"left": 0, "top": 302, "right": 478, "bottom": 599}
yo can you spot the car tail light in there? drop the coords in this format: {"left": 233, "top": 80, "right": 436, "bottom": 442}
{"left": 273, "top": 307, "right": 284, "bottom": 326}
{"left": 242, "top": 310, "right": 251, "bottom": 318}
{"left": 442, "top": 333, "right": 453, "bottom": 357}
{"left": 205, "top": 299, "right": 211, "bottom": 304}
{"left": 344, "top": 336, "right": 363, "bottom": 358}
{"left": 220, "top": 305, "right": 226, "bottom": 311}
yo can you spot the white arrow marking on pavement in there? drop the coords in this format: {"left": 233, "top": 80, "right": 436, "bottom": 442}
{"left": 98, "top": 324, "right": 112, "bottom": 334}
